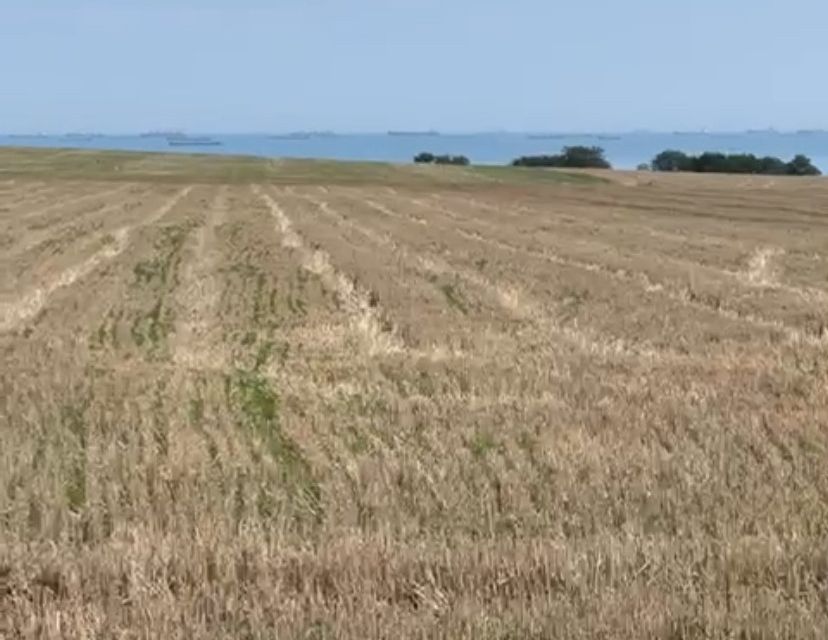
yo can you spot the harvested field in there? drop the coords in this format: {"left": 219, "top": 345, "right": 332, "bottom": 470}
{"left": 1, "top": 148, "right": 828, "bottom": 638}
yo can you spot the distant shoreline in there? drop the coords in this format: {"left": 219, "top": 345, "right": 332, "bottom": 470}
{"left": 3, "top": 129, "right": 828, "bottom": 137}
{"left": 1, "top": 131, "right": 826, "bottom": 173}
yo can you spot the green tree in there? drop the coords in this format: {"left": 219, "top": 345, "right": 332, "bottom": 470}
{"left": 651, "top": 150, "right": 693, "bottom": 172}
{"left": 414, "top": 152, "right": 470, "bottom": 166}
{"left": 434, "top": 154, "right": 470, "bottom": 166}
{"left": 694, "top": 152, "right": 730, "bottom": 173}
{"left": 651, "top": 150, "right": 820, "bottom": 176}
{"left": 759, "top": 156, "right": 788, "bottom": 175}
{"left": 559, "top": 146, "right": 611, "bottom": 169}
{"left": 512, "top": 146, "right": 610, "bottom": 169}
{"left": 786, "top": 154, "right": 821, "bottom": 176}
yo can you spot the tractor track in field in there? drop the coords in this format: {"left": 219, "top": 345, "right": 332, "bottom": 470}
{"left": 14, "top": 184, "right": 133, "bottom": 223}
{"left": 255, "top": 186, "right": 406, "bottom": 358}
{"left": 428, "top": 192, "right": 828, "bottom": 302}
{"left": 302, "top": 190, "right": 680, "bottom": 361}
{"left": 1, "top": 187, "right": 154, "bottom": 263}
{"left": 0, "top": 187, "right": 193, "bottom": 334}
{"left": 372, "top": 192, "right": 828, "bottom": 348}
{"left": 172, "top": 187, "right": 229, "bottom": 370}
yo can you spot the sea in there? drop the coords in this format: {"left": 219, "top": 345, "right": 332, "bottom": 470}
{"left": 2, "top": 131, "right": 827, "bottom": 173}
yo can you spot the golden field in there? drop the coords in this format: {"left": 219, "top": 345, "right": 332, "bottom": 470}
{"left": 1, "top": 148, "right": 827, "bottom": 638}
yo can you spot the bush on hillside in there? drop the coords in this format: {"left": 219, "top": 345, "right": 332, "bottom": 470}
{"left": 414, "top": 152, "right": 470, "bottom": 166}
{"left": 788, "top": 154, "right": 822, "bottom": 176}
{"left": 436, "top": 154, "right": 470, "bottom": 166}
{"left": 651, "top": 149, "right": 821, "bottom": 176}
{"left": 758, "top": 156, "right": 789, "bottom": 175}
{"left": 651, "top": 150, "right": 695, "bottom": 172}
{"left": 512, "top": 146, "right": 611, "bottom": 169}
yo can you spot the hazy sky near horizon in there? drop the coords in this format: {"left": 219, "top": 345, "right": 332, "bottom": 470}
{"left": 2, "top": 0, "right": 827, "bottom": 133}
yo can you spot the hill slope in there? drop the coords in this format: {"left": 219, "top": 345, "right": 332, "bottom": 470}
{"left": 2, "top": 149, "right": 828, "bottom": 638}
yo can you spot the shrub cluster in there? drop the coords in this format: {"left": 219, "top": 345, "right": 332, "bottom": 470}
{"left": 651, "top": 150, "right": 821, "bottom": 176}
{"left": 512, "top": 146, "right": 611, "bottom": 169}
{"left": 413, "top": 146, "right": 820, "bottom": 176}
{"left": 413, "top": 152, "right": 470, "bottom": 166}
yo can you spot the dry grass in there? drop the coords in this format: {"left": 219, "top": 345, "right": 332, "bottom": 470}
{"left": 1, "top": 149, "right": 828, "bottom": 638}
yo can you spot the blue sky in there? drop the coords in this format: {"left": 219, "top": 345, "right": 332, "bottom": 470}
{"left": 2, "top": 0, "right": 827, "bottom": 133}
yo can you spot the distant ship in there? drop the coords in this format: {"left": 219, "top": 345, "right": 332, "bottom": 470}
{"left": 141, "top": 130, "right": 185, "bottom": 138}
{"left": 167, "top": 135, "right": 222, "bottom": 147}
{"left": 597, "top": 135, "right": 622, "bottom": 141}
{"left": 269, "top": 132, "right": 312, "bottom": 140}
{"left": 527, "top": 133, "right": 568, "bottom": 140}
{"left": 387, "top": 130, "right": 440, "bottom": 137}
{"left": 7, "top": 133, "right": 48, "bottom": 139}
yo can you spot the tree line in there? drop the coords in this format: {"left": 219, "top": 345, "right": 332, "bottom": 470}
{"left": 648, "top": 150, "right": 820, "bottom": 175}
{"left": 412, "top": 146, "right": 821, "bottom": 176}
{"left": 511, "top": 146, "right": 611, "bottom": 169}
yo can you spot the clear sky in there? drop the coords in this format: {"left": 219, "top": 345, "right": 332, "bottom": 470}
{"left": 2, "top": 0, "right": 827, "bottom": 133}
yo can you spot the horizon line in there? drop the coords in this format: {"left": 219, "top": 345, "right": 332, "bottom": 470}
{"left": 3, "top": 128, "right": 828, "bottom": 137}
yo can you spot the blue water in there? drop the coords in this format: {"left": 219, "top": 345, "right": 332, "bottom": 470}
{"left": 2, "top": 131, "right": 827, "bottom": 172}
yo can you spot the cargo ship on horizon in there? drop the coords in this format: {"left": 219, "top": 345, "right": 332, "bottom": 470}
{"left": 166, "top": 134, "right": 222, "bottom": 147}
{"left": 387, "top": 130, "right": 440, "bottom": 137}
{"left": 269, "top": 132, "right": 312, "bottom": 140}
{"left": 141, "top": 130, "right": 184, "bottom": 138}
